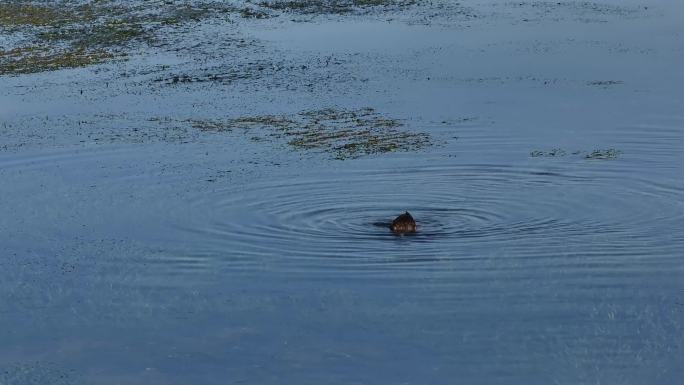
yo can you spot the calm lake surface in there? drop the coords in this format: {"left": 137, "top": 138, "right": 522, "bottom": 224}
{"left": 1, "top": 0, "right": 683, "bottom": 384}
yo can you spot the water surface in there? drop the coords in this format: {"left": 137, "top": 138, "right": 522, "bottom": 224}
{"left": 1, "top": 1, "right": 683, "bottom": 384}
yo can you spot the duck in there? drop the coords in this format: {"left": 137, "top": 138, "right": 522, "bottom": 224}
{"left": 391, "top": 211, "right": 416, "bottom": 233}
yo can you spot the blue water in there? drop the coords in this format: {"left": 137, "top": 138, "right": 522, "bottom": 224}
{"left": 1, "top": 1, "right": 683, "bottom": 384}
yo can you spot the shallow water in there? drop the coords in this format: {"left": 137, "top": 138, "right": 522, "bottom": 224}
{"left": 2, "top": 1, "right": 684, "bottom": 384}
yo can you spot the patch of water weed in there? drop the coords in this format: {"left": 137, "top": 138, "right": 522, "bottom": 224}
{"left": 0, "top": 46, "right": 112, "bottom": 75}
{"left": 240, "top": 7, "right": 271, "bottom": 19}
{"left": 38, "top": 20, "right": 148, "bottom": 50}
{"left": 439, "top": 117, "right": 479, "bottom": 125}
{"left": 0, "top": 3, "right": 85, "bottom": 27}
{"left": 188, "top": 119, "right": 234, "bottom": 131}
{"left": 183, "top": 108, "right": 430, "bottom": 159}
{"left": 530, "top": 148, "right": 621, "bottom": 159}
{"left": 0, "top": 2, "right": 132, "bottom": 74}
{"left": 156, "top": 3, "right": 270, "bottom": 22}
{"left": 0, "top": 1, "right": 237, "bottom": 75}
{"left": 257, "top": 0, "right": 417, "bottom": 14}
{"left": 587, "top": 80, "right": 623, "bottom": 88}
{"left": 530, "top": 148, "right": 568, "bottom": 157}
{"left": 585, "top": 148, "right": 621, "bottom": 159}
{"left": 159, "top": 5, "right": 213, "bottom": 25}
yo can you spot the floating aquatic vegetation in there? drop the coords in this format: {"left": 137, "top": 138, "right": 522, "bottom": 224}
{"left": 587, "top": 80, "right": 624, "bottom": 87}
{"left": 0, "top": 2, "right": 135, "bottom": 74}
{"left": 530, "top": 148, "right": 568, "bottom": 157}
{"left": 585, "top": 148, "right": 621, "bottom": 159}
{"left": 159, "top": 5, "right": 214, "bottom": 25}
{"left": 240, "top": 7, "right": 271, "bottom": 19}
{"left": 187, "top": 119, "right": 236, "bottom": 132}
{"left": 0, "top": 46, "right": 112, "bottom": 75}
{"left": 258, "top": 0, "right": 417, "bottom": 14}
{"left": 38, "top": 20, "right": 149, "bottom": 50}
{"left": 0, "top": 3, "right": 85, "bottom": 27}
{"left": 530, "top": 148, "right": 621, "bottom": 160}
{"left": 0, "top": 1, "right": 238, "bottom": 76}
{"left": 183, "top": 108, "right": 430, "bottom": 159}
{"left": 440, "top": 117, "right": 478, "bottom": 125}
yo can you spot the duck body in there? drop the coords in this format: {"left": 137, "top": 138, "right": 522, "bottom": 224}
{"left": 391, "top": 211, "right": 416, "bottom": 233}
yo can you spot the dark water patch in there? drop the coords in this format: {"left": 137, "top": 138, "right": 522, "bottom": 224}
{"left": 0, "top": 113, "right": 203, "bottom": 151}
{"left": 0, "top": 361, "right": 82, "bottom": 385}
{"left": 150, "top": 52, "right": 355, "bottom": 94}
{"left": 154, "top": 61, "right": 277, "bottom": 84}
{"left": 498, "top": 1, "right": 650, "bottom": 23}
{"left": 0, "top": 145, "right": 142, "bottom": 171}
{"left": 453, "top": 75, "right": 570, "bottom": 86}
{"left": 482, "top": 38, "right": 656, "bottom": 56}
{"left": 169, "top": 162, "right": 682, "bottom": 275}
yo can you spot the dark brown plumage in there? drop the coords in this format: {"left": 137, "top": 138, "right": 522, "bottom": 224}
{"left": 391, "top": 211, "right": 416, "bottom": 233}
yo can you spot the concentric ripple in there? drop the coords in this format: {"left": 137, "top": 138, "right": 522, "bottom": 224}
{"left": 174, "top": 163, "right": 684, "bottom": 272}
